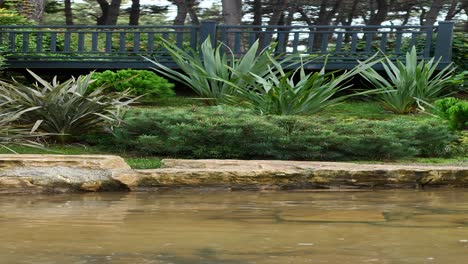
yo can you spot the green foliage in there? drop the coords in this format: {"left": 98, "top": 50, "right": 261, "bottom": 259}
{"left": 90, "top": 69, "right": 175, "bottom": 99}
{"left": 450, "top": 70, "right": 467, "bottom": 90}
{"left": 0, "top": 8, "right": 32, "bottom": 69}
{"left": 451, "top": 131, "right": 468, "bottom": 157}
{"left": 360, "top": 47, "right": 456, "bottom": 114}
{"left": 0, "top": 109, "right": 43, "bottom": 150}
{"left": 145, "top": 38, "right": 291, "bottom": 105}
{"left": 108, "top": 106, "right": 456, "bottom": 161}
{"left": 125, "top": 157, "right": 162, "bottom": 169}
{"left": 0, "top": 54, "right": 5, "bottom": 70}
{"left": 0, "top": 8, "right": 32, "bottom": 25}
{"left": 0, "top": 70, "right": 135, "bottom": 143}
{"left": 235, "top": 54, "right": 379, "bottom": 115}
{"left": 434, "top": 97, "right": 468, "bottom": 130}
{"left": 452, "top": 32, "right": 468, "bottom": 71}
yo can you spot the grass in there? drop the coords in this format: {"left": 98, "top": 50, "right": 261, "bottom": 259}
{"left": 125, "top": 158, "right": 162, "bottom": 169}
{"left": 319, "top": 100, "right": 433, "bottom": 120}
{"left": 400, "top": 157, "right": 467, "bottom": 165}
{"left": 138, "top": 96, "right": 206, "bottom": 107}
{"left": 136, "top": 97, "right": 433, "bottom": 120}
{"left": 0, "top": 144, "right": 163, "bottom": 169}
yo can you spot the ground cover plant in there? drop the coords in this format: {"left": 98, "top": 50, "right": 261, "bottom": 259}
{"left": 108, "top": 106, "right": 457, "bottom": 161}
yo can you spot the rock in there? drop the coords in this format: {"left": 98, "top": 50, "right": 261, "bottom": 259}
{"left": 0, "top": 154, "right": 130, "bottom": 169}
{"left": 0, "top": 155, "right": 130, "bottom": 194}
{"left": 1, "top": 156, "right": 467, "bottom": 194}
{"left": 118, "top": 159, "right": 468, "bottom": 190}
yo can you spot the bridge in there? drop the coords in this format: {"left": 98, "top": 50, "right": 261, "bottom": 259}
{"left": 0, "top": 21, "right": 454, "bottom": 71}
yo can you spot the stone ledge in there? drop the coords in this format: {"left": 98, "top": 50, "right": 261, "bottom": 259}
{"left": 0, "top": 155, "right": 467, "bottom": 194}
{"left": 0, "top": 154, "right": 130, "bottom": 170}
{"left": 117, "top": 159, "right": 467, "bottom": 190}
{"left": 0, "top": 155, "right": 130, "bottom": 194}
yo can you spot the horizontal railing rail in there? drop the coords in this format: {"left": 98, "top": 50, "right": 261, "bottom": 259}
{"left": 0, "top": 21, "right": 454, "bottom": 70}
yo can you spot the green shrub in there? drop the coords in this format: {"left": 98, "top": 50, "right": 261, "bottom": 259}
{"left": 0, "top": 70, "right": 135, "bottom": 143}
{"left": 90, "top": 69, "right": 175, "bottom": 99}
{"left": 434, "top": 97, "right": 468, "bottom": 130}
{"left": 107, "top": 106, "right": 456, "bottom": 160}
{"left": 360, "top": 47, "right": 455, "bottom": 114}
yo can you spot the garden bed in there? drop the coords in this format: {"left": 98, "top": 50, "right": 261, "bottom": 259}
{"left": 1, "top": 101, "right": 466, "bottom": 168}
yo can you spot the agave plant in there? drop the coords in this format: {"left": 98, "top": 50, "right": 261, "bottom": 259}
{"left": 359, "top": 46, "right": 456, "bottom": 114}
{"left": 145, "top": 37, "right": 294, "bottom": 105}
{"left": 233, "top": 54, "right": 380, "bottom": 115}
{"left": 0, "top": 70, "right": 135, "bottom": 143}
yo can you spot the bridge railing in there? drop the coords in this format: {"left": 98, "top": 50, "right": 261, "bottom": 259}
{"left": 0, "top": 21, "right": 454, "bottom": 70}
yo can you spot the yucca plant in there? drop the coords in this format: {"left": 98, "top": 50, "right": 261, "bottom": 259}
{"left": 359, "top": 46, "right": 456, "bottom": 114}
{"left": 234, "top": 54, "right": 380, "bottom": 115}
{"left": 145, "top": 38, "right": 294, "bottom": 105}
{"left": 0, "top": 70, "right": 135, "bottom": 143}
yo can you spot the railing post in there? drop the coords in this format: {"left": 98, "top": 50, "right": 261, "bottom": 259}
{"left": 200, "top": 20, "right": 217, "bottom": 46}
{"left": 434, "top": 21, "right": 454, "bottom": 63}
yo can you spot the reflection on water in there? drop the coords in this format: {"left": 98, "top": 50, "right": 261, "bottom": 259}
{"left": 1, "top": 190, "right": 468, "bottom": 264}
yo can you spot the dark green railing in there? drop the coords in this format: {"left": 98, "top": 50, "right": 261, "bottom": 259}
{"left": 0, "top": 21, "right": 454, "bottom": 70}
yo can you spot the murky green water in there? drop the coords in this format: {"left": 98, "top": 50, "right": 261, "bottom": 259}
{"left": 1, "top": 190, "right": 467, "bottom": 264}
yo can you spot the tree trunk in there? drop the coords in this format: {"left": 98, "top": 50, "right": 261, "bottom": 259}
{"left": 96, "top": 0, "right": 122, "bottom": 25}
{"left": 31, "top": 0, "right": 45, "bottom": 21}
{"left": 64, "top": 0, "right": 73, "bottom": 25}
{"left": 187, "top": 0, "right": 200, "bottom": 24}
{"left": 15, "top": 0, "right": 45, "bottom": 22}
{"left": 423, "top": 0, "right": 444, "bottom": 26}
{"left": 252, "top": 0, "right": 262, "bottom": 25}
{"left": 268, "top": 0, "right": 289, "bottom": 26}
{"left": 96, "top": 0, "right": 110, "bottom": 25}
{"left": 106, "top": 0, "right": 122, "bottom": 25}
{"left": 444, "top": 0, "right": 463, "bottom": 21}
{"left": 172, "top": 0, "right": 188, "bottom": 25}
{"left": 222, "top": 0, "right": 242, "bottom": 49}
{"left": 367, "top": 0, "right": 388, "bottom": 25}
{"left": 344, "top": 0, "right": 359, "bottom": 43}
{"left": 313, "top": 0, "right": 343, "bottom": 49}
{"left": 129, "top": 0, "right": 140, "bottom": 25}
{"left": 463, "top": 0, "right": 468, "bottom": 32}
{"left": 222, "top": 0, "right": 242, "bottom": 25}
{"left": 345, "top": 0, "right": 359, "bottom": 26}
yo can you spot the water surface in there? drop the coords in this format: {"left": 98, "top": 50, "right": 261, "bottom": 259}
{"left": 1, "top": 190, "right": 467, "bottom": 264}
